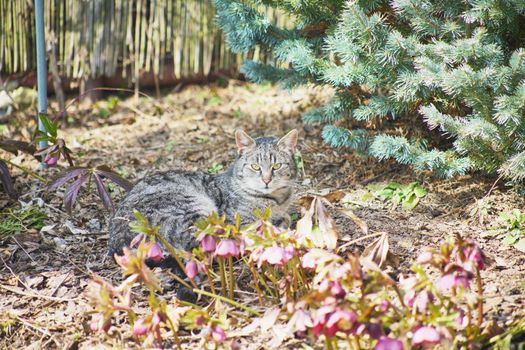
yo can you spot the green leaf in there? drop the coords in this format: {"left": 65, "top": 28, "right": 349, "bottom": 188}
{"left": 414, "top": 185, "right": 427, "bottom": 198}
{"left": 39, "top": 113, "right": 58, "bottom": 138}
{"left": 513, "top": 239, "right": 525, "bottom": 253}
{"left": 502, "top": 234, "right": 519, "bottom": 245}
{"left": 402, "top": 194, "right": 419, "bottom": 210}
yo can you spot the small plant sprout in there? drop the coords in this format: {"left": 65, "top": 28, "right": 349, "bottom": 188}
{"left": 495, "top": 209, "right": 525, "bottom": 252}
{"left": 370, "top": 181, "right": 427, "bottom": 210}
{"left": 207, "top": 162, "right": 224, "bottom": 174}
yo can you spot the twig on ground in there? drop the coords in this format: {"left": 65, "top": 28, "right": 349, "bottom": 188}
{"left": 14, "top": 316, "right": 52, "bottom": 337}
{"left": 11, "top": 236, "right": 36, "bottom": 263}
{"left": 337, "top": 232, "right": 386, "bottom": 253}
{"left": 0, "top": 283, "right": 77, "bottom": 302}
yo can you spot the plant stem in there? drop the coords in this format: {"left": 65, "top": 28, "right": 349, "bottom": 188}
{"left": 475, "top": 268, "right": 483, "bottom": 328}
{"left": 154, "top": 232, "right": 197, "bottom": 289}
{"left": 4, "top": 159, "right": 46, "bottom": 182}
{"left": 228, "top": 256, "right": 234, "bottom": 300}
{"left": 193, "top": 288, "right": 261, "bottom": 316}
{"left": 204, "top": 263, "right": 217, "bottom": 295}
{"left": 218, "top": 257, "right": 227, "bottom": 296}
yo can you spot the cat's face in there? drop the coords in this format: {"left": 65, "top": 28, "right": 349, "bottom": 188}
{"left": 233, "top": 130, "right": 298, "bottom": 194}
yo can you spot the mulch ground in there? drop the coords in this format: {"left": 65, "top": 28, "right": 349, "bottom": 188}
{"left": 0, "top": 81, "right": 524, "bottom": 349}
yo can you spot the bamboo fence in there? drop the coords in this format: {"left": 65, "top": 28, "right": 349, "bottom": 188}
{"left": 0, "top": 0, "right": 288, "bottom": 82}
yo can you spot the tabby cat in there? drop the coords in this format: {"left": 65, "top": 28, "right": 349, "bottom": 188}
{"left": 107, "top": 129, "right": 299, "bottom": 255}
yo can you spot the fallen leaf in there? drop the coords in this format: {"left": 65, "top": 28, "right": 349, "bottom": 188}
{"left": 361, "top": 232, "right": 390, "bottom": 268}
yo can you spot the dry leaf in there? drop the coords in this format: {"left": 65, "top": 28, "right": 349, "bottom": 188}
{"left": 296, "top": 196, "right": 338, "bottom": 250}
{"left": 260, "top": 306, "right": 281, "bottom": 332}
{"left": 361, "top": 232, "right": 389, "bottom": 268}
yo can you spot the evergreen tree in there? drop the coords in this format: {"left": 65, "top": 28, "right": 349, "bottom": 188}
{"left": 215, "top": 0, "right": 525, "bottom": 181}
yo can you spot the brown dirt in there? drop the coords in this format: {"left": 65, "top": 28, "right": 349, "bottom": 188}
{"left": 0, "top": 81, "right": 524, "bottom": 349}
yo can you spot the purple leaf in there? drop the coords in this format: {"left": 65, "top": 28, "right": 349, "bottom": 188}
{"left": 64, "top": 173, "right": 89, "bottom": 214}
{"left": 94, "top": 165, "right": 133, "bottom": 192}
{"left": 0, "top": 140, "right": 37, "bottom": 156}
{"left": 93, "top": 173, "right": 114, "bottom": 212}
{"left": 0, "top": 160, "right": 15, "bottom": 198}
{"left": 48, "top": 167, "right": 89, "bottom": 191}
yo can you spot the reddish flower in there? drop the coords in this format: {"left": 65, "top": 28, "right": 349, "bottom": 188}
{"left": 133, "top": 319, "right": 148, "bottom": 336}
{"left": 376, "top": 336, "right": 404, "bottom": 350}
{"left": 195, "top": 316, "right": 205, "bottom": 326}
{"left": 412, "top": 326, "right": 441, "bottom": 348}
{"left": 364, "top": 323, "right": 383, "bottom": 339}
{"left": 463, "top": 246, "right": 486, "bottom": 271}
{"left": 379, "top": 300, "right": 390, "bottom": 312}
{"left": 313, "top": 307, "right": 357, "bottom": 337}
{"left": 185, "top": 260, "right": 199, "bottom": 279}
{"left": 330, "top": 280, "right": 346, "bottom": 299}
{"left": 44, "top": 152, "right": 60, "bottom": 166}
{"left": 437, "top": 273, "right": 470, "bottom": 291}
{"left": 200, "top": 235, "right": 217, "bottom": 253}
{"left": 215, "top": 239, "right": 240, "bottom": 258}
{"left": 148, "top": 242, "right": 164, "bottom": 262}
{"left": 212, "top": 325, "right": 226, "bottom": 342}
{"left": 325, "top": 309, "right": 357, "bottom": 336}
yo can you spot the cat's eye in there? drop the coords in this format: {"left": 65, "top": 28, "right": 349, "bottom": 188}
{"left": 272, "top": 163, "right": 282, "bottom": 170}
{"left": 251, "top": 164, "right": 261, "bottom": 171}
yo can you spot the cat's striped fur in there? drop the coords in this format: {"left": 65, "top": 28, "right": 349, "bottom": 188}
{"left": 107, "top": 130, "right": 298, "bottom": 255}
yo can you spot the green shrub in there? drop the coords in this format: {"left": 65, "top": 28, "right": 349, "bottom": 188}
{"left": 216, "top": 0, "right": 525, "bottom": 181}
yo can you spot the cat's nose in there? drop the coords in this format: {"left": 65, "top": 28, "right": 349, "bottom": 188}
{"left": 262, "top": 175, "right": 272, "bottom": 185}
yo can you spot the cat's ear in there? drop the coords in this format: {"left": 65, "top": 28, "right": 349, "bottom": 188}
{"left": 277, "top": 129, "right": 298, "bottom": 153}
{"left": 235, "top": 130, "right": 256, "bottom": 154}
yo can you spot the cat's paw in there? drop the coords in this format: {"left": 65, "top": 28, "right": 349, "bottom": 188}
{"left": 272, "top": 213, "right": 291, "bottom": 228}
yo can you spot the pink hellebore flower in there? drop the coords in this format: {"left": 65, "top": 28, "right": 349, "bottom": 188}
{"left": 212, "top": 325, "right": 226, "bottom": 342}
{"left": 375, "top": 336, "right": 404, "bottom": 350}
{"left": 200, "top": 234, "right": 217, "bottom": 253}
{"left": 330, "top": 280, "right": 346, "bottom": 299}
{"left": 148, "top": 242, "right": 164, "bottom": 262}
{"left": 463, "top": 246, "right": 486, "bottom": 271}
{"left": 283, "top": 246, "right": 295, "bottom": 261}
{"left": 414, "top": 290, "right": 434, "bottom": 312}
{"left": 412, "top": 326, "right": 441, "bottom": 348}
{"left": 185, "top": 260, "right": 199, "bottom": 279}
{"left": 324, "top": 309, "right": 358, "bottom": 336}
{"left": 90, "top": 314, "right": 111, "bottom": 333}
{"left": 44, "top": 152, "right": 60, "bottom": 166}
{"left": 319, "top": 279, "right": 346, "bottom": 299}
{"left": 114, "top": 252, "right": 131, "bottom": 268}
{"left": 133, "top": 319, "right": 149, "bottom": 336}
{"left": 437, "top": 273, "right": 470, "bottom": 291}
{"left": 301, "top": 250, "right": 318, "bottom": 269}
{"left": 215, "top": 239, "right": 240, "bottom": 258}
{"left": 379, "top": 300, "right": 390, "bottom": 312}
{"left": 259, "top": 246, "right": 286, "bottom": 267}
{"left": 130, "top": 233, "right": 146, "bottom": 248}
